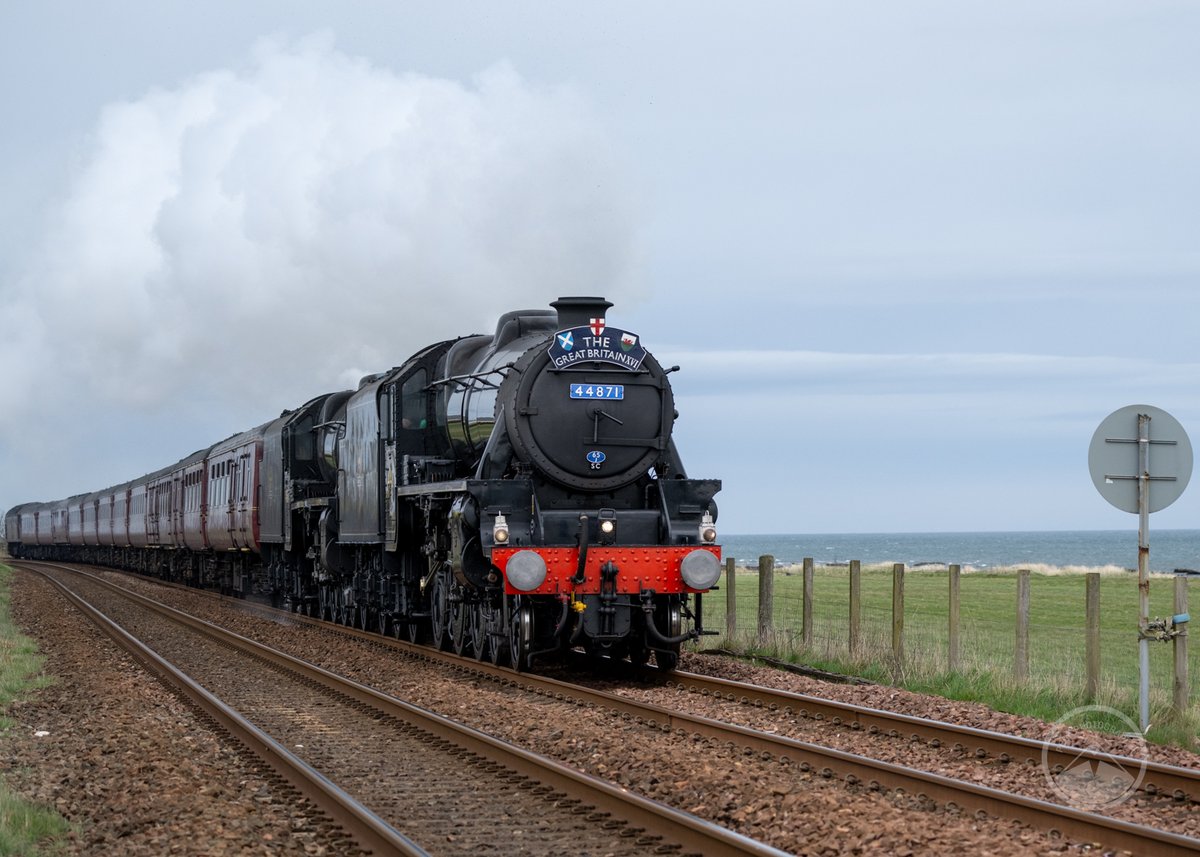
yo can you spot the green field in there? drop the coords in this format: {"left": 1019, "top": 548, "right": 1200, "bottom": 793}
{"left": 0, "top": 564, "right": 70, "bottom": 856}
{"left": 697, "top": 564, "right": 1200, "bottom": 747}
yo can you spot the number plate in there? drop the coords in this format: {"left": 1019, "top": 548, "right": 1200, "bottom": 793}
{"left": 570, "top": 384, "right": 625, "bottom": 400}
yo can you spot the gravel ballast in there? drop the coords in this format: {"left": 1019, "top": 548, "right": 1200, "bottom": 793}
{"left": 4, "top": 566, "right": 1198, "bottom": 855}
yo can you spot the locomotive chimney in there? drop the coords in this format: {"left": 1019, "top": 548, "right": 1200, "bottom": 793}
{"left": 551, "top": 296, "right": 613, "bottom": 329}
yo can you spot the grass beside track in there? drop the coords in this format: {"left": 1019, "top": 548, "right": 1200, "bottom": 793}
{"left": 0, "top": 562, "right": 70, "bottom": 856}
{"left": 699, "top": 564, "right": 1200, "bottom": 749}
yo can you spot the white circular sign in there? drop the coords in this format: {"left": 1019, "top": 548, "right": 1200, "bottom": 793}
{"left": 1088, "top": 404, "right": 1192, "bottom": 514}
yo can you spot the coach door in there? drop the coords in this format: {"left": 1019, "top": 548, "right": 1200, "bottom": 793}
{"left": 225, "top": 456, "right": 238, "bottom": 547}
{"left": 147, "top": 483, "right": 161, "bottom": 544}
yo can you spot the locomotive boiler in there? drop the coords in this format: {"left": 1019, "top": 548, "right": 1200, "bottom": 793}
{"left": 5, "top": 296, "right": 722, "bottom": 671}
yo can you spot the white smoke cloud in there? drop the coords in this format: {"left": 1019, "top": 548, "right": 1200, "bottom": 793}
{"left": 1, "top": 34, "right": 636, "bottom": 505}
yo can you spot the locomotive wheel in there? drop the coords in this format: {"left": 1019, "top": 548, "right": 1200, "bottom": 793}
{"left": 430, "top": 572, "right": 450, "bottom": 650}
{"left": 469, "top": 602, "right": 489, "bottom": 661}
{"left": 654, "top": 601, "right": 682, "bottom": 672}
{"left": 405, "top": 617, "right": 427, "bottom": 644}
{"left": 508, "top": 596, "right": 533, "bottom": 673}
{"left": 332, "top": 589, "right": 350, "bottom": 625}
{"left": 450, "top": 597, "right": 469, "bottom": 656}
{"left": 488, "top": 633, "right": 508, "bottom": 666}
{"left": 487, "top": 604, "right": 509, "bottom": 667}
{"left": 318, "top": 588, "right": 333, "bottom": 622}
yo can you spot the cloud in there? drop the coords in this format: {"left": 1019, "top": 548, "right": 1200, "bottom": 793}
{"left": 0, "top": 33, "right": 635, "bottom": 504}
{"left": 670, "top": 349, "right": 1200, "bottom": 396}
{"left": 666, "top": 347, "right": 1200, "bottom": 520}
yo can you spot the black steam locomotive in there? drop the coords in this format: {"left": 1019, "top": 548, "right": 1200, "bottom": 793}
{"left": 5, "top": 297, "right": 722, "bottom": 671}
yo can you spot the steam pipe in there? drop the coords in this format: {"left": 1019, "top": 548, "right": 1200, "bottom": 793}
{"left": 551, "top": 595, "right": 572, "bottom": 637}
{"left": 572, "top": 515, "right": 589, "bottom": 585}
{"left": 525, "top": 596, "right": 574, "bottom": 666}
{"left": 641, "top": 602, "right": 696, "bottom": 646}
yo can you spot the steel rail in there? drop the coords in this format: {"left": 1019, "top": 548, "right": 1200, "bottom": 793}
{"left": 447, "top": 667, "right": 1200, "bottom": 856}
{"left": 31, "top": 564, "right": 790, "bottom": 857}
{"left": 661, "top": 667, "right": 1200, "bottom": 805}
{"left": 95, "top": 563, "right": 1197, "bottom": 801}
{"left": 43, "top": 564, "right": 1200, "bottom": 855}
{"left": 24, "top": 566, "right": 428, "bottom": 857}
{"left": 207, "top": 576, "right": 1200, "bottom": 807}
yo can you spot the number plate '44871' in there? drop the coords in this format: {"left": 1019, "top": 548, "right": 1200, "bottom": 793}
{"left": 569, "top": 384, "right": 624, "bottom": 400}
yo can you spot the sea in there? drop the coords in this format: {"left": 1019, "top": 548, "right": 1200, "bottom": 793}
{"left": 721, "top": 530, "right": 1200, "bottom": 574}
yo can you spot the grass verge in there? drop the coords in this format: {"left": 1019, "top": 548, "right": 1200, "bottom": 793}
{"left": 0, "top": 563, "right": 70, "bottom": 856}
{"left": 699, "top": 564, "right": 1200, "bottom": 750}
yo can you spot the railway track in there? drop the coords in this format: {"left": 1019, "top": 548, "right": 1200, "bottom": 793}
{"left": 656, "top": 668, "right": 1200, "bottom": 804}
{"left": 341, "top": 636, "right": 1200, "bottom": 855}
{"left": 20, "top": 562, "right": 788, "bottom": 857}
{"left": 23, "top": 562, "right": 1200, "bottom": 855}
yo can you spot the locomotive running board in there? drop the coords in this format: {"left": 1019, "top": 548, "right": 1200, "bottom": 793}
{"left": 394, "top": 480, "right": 470, "bottom": 497}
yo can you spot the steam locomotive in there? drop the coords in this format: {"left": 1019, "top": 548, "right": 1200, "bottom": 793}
{"left": 4, "top": 297, "right": 722, "bottom": 671}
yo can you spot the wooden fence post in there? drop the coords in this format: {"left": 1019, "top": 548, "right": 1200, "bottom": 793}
{"left": 724, "top": 557, "right": 737, "bottom": 641}
{"left": 849, "top": 560, "right": 861, "bottom": 658}
{"left": 757, "top": 555, "right": 774, "bottom": 647}
{"left": 892, "top": 563, "right": 905, "bottom": 679}
{"left": 1015, "top": 569, "right": 1030, "bottom": 682}
{"left": 1086, "top": 573, "right": 1100, "bottom": 701}
{"left": 1174, "top": 573, "right": 1190, "bottom": 720}
{"left": 948, "top": 564, "right": 961, "bottom": 672}
{"left": 802, "top": 557, "right": 814, "bottom": 647}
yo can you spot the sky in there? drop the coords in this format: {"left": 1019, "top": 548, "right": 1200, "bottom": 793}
{"left": 1, "top": 2, "right": 1198, "bottom": 538}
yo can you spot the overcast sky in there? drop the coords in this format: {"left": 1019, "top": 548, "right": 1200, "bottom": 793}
{"left": 2, "top": 2, "right": 1198, "bottom": 538}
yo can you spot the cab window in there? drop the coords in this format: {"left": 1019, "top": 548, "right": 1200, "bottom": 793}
{"left": 400, "top": 370, "right": 428, "bottom": 430}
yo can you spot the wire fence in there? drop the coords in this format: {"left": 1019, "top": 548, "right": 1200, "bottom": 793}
{"left": 696, "top": 558, "right": 1197, "bottom": 716}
